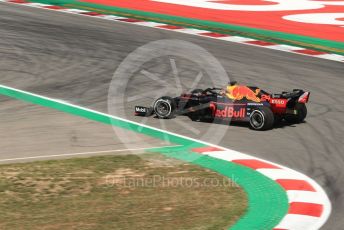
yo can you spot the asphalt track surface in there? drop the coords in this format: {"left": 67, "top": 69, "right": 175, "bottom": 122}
{"left": 0, "top": 3, "right": 343, "bottom": 229}
{"left": 0, "top": 98, "right": 171, "bottom": 162}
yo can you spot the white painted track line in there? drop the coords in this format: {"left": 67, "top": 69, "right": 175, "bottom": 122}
{"left": 0, "top": 145, "right": 181, "bottom": 162}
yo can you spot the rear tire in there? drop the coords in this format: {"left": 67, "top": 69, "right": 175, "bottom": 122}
{"left": 285, "top": 103, "right": 307, "bottom": 123}
{"left": 249, "top": 107, "right": 274, "bottom": 131}
{"left": 153, "top": 96, "right": 176, "bottom": 119}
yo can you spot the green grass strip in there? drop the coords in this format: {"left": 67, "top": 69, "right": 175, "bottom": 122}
{"left": 160, "top": 149, "right": 289, "bottom": 229}
{"left": 0, "top": 85, "right": 289, "bottom": 229}
{"left": 29, "top": 0, "right": 344, "bottom": 55}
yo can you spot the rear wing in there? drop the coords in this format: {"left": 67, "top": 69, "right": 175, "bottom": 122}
{"left": 271, "top": 89, "right": 310, "bottom": 103}
{"left": 298, "top": 92, "right": 310, "bottom": 104}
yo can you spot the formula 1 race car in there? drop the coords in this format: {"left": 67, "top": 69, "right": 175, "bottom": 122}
{"left": 134, "top": 82, "right": 310, "bottom": 130}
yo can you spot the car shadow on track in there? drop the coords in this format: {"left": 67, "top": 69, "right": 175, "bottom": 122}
{"left": 151, "top": 114, "right": 304, "bottom": 131}
{"left": 185, "top": 116, "right": 303, "bottom": 131}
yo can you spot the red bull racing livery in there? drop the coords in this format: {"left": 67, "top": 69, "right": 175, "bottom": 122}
{"left": 135, "top": 82, "right": 310, "bottom": 130}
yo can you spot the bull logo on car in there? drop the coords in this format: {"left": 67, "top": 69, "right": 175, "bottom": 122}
{"left": 226, "top": 85, "right": 261, "bottom": 102}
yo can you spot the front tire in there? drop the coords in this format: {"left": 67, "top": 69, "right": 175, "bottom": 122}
{"left": 153, "top": 96, "right": 176, "bottom": 119}
{"left": 249, "top": 107, "right": 274, "bottom": 131}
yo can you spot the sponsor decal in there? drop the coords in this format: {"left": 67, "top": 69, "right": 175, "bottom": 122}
{"left": 214, "top": 107, "right": 246, "bottom": 118}
{"left": 247, "top": 103, "right": 264, "bottom": 106}
{"left": 270, "top": 98, "right": 288, "bottom": 110}
{"left": 261, "top": 94, "right": 271, "bottom": 101}
{"left": 135, "top": 106, "right": 147, "bottom": 112}
{"left": 226, "top": 85, "right": 261, "bottom": 102}
{"left": 271, "top": 99, "right": 286, "bottom": 105}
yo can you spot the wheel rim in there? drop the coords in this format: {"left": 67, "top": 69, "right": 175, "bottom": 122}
{"left": 250, "top": 111, "right": 264, "bottom": 129}
{"left": 156, "top": 101, "right": 171, "bottom": 116}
